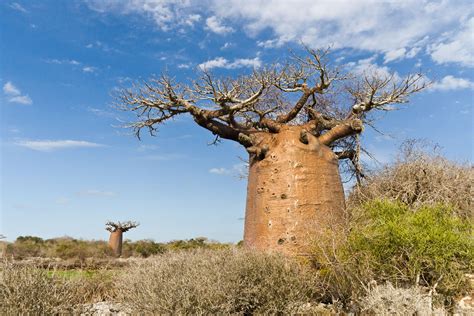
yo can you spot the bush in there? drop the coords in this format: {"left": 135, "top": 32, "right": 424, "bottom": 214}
{"left": 349, "top": 140, "right": 473, "bottom": 218}
{"left": 116, "top": 248, "right": 319, "bottom": 314}
{"left": 122, "top": 239, "right": 166, "bottom": 257}
{"left": 313, "top": 200, "right": 473, "bottom": 306}
{"left": 360, "top": 282, "right": 445, "bottom": 315}
{"left": 0, "top": 262, "right": 78, "bottom": 314}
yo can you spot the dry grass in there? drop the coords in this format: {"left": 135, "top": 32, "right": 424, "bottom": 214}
{"left": 349, "top": 140, "right": 473, "bottom": 218}
{"left": 0, "top": 261, "right": 116, "bottom": 314}
{"left": 115, "top": 248, "right": 320, "bottom": 314}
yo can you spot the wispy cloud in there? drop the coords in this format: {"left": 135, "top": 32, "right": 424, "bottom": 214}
{"left": 198, "top": 56, "right": 261, "bottom": 70}
{"left": 85, "top": 40, "right": 123, "bottom": 54}
{"left": 205, "top": 16, "right": 234, "bottom": 35}
{"left": 82, "top": 66, "right": 97, "bottom": 73}
{"left": 44, "top": 59, "right": 98, "bottom": 73}
{"left": 345, "top": 56, "right": 400, "bottom": 81}
{"left": 15, "top": 139, "right": 105, "bottom": 151}
{"left": 177, "top": 63, "right": 192, "bottom": 69}
{"left": 10, "top": 2, "right": 28, "bottom": 13}
{"left": 45, "top": 58, "right": 80, "bottom": 65}
{"left": 87, "top": 107, "right": 117, "bottom": 118}
{"left": 3, "top": 81, "right": 32, "bottom": 105}
{"left": 209, "top": 163, "right": 247, "bottom": 177}
{"left": 137, "top": 144, "right": 159, "bottom": 151}
{"left": 85, "top": 0, "right": 197, "bottom": 31}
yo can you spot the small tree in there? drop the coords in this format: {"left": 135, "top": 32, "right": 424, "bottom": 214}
{"left": 105, "top": 221, "right": 139, "bottom": 257}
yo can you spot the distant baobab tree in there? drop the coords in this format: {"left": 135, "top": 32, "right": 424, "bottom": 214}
{"left": 105, "top": 221, "right": 139, "bottom": 257}
{"left": 116, "top": 47, "right": 426, "bottom": 255}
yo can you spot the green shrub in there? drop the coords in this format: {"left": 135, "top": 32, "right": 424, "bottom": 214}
{"left": 122, "top": 239, "right": 166, "bottom": 257}
{"left": 313, "top": 200, "right": 473, "bottom": 305}
{"left": 116, "top": 248, "right": 319, "bottom": 314}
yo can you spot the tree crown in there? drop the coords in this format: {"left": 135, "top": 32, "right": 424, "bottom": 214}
{"left": 106, "top": 221, "right": 139, "bottom": 233}
{"left": 117, "top": 47, "right": 427, "bottom": 180}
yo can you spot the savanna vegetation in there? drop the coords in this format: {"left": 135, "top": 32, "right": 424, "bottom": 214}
{"left": 1, "top": 144, "right": 472, "bottom": 314}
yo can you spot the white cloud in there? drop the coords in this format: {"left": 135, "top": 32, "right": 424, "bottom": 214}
{"left": 199, "top": 56, "right": 261, "bottom": 70}
{"left": 429, "top": 17, "right": 474, "bottom": 67}
{"left": 2, "top": 81, "right": 32, "bottom": 105}
{"left": 431, "top": 75, "right": 474, "bottom": 91}
{"left": 205, "top": 16, "right": 234, "bottom": 35}
{"left": 45, "top": 59, "right": 80, "bottom": 65}
{"left": 84, "top": 0, "right": 473, "bottom": 67}
{"left": 177, "top": 63, "right": 191, "bottom": 69}
{"left": 137, "top": 144, "right": 159, "bottom": 151}
{"left": 82, "top": 66, "right": 97, "bottom": 73}
{"left": 85, "top": 0, "right": 197, "bottom": 31}
{"left": 383, "top": 48, "right": 407, "bottom": 64}
{"left": 209, "top": 167, "right": 230, "bottom": 175}
{"left": 8, "top": 95, "right": 33, "bottom": 105}
{"left": 15, "top": 140, "right": 104, "bottom": 151}
{"left": 257, "top": 38, "right": 282, "bottom": 49}
{"left": 209, "top": 163, "right": 247, "bottom": 177}
{"left": 10, "top": 2, "right": 28, "bottom": 13}
{"left": 3, "top": 82, "right": 21, "bottom": 96}
{"left": 210, "top": 0, "right": 471, "bottom": 62}
{"left": 199, "top": 57, "right": 228, "bottom": 70}
{"left": 76, "top": 190, "right": 117, "bottom": 197}
{"left": 185, "top": 14, "right": 201, "bottom": 26}
{"left": 346, "top": 56, "right": 399, "bottom": 80}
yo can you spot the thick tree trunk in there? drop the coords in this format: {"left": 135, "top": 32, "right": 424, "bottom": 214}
{"left": 108, "top": 230, "right": 123, "bottom": 257}
{"left": 243, "top": 126, "right": 346, "bottom": 256}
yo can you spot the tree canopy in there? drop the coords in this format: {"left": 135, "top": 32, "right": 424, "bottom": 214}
{"left": 117, "top": 48, "right": 427, "bottom": 180}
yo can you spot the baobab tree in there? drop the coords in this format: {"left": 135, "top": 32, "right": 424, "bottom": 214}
{"left": 116, "top": 48, "right": 426, "bottom": 255}
{"left": 105, "top": 221, "right": 139, "bottom": 257}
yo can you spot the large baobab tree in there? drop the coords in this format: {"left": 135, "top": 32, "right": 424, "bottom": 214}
{"left": 106, "top": 221, "right": 139, "bottom": 257}
{"left": 117, "top": 48, "right": 426, "bottom": 255}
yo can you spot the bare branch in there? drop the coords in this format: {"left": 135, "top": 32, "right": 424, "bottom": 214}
{"left": 349, "top": 73, "right": 428, "bottom": 116}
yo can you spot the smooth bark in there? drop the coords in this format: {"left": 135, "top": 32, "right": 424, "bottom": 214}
{"left": 243, "top": 126, "right": 346, "bottom": 255}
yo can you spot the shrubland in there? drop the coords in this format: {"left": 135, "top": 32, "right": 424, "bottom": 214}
{"left": 3, "top": 236, "right": 229, "bottom": 260}
{"left": 1, "top": 143, "right": 472, "bottom": 314}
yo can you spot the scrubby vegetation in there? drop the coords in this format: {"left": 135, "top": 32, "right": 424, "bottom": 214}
{"left": 0, "top": 261, "right": 114, "bottom": 314}
{"left": 1, "top": 144, "right": 472, "bottom": 314}
{"left": 349, "top": 140, "right": 473, "bottom": 218}
{"left": 3, "top": 236, "right": 229, "bottom": 260}
{"left": 312, "top": 200, "right": 473, "bottom": 307}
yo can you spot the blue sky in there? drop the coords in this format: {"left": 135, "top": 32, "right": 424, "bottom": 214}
{"left": 1, "top": 0, "right": 472, "bottom": 242}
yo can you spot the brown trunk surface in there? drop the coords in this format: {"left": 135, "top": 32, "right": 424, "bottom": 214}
{"left": 108, "top": 230, "right": 123, "bottom": 257}
{"left": 243, "top": 126, "right": 346, "bottom": 256}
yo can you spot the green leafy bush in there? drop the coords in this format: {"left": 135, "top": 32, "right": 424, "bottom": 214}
{"left": 351, "top": 200, "right": 472, "bottom": 295}
{"left": 313, "top": 200, "right": 473, "bottom": 305}
{"left": 122, "top": 239, "right": 166, "bottom": 257}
